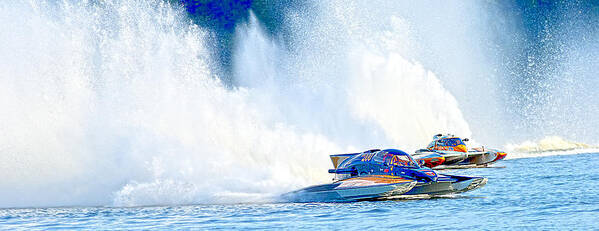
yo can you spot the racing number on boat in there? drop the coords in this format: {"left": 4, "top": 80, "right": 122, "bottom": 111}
{"left": 361, "top": 153, "right": 375, "bottom": 162}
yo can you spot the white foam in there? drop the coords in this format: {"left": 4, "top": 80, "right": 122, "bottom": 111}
{"left": 505, "top": 136, "right": 599, "bottom": 159}
{"left": 0, "top": 0, "right": 474, "bottom": 208}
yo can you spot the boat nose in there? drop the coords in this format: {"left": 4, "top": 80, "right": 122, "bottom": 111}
{"left": 496, "top": 152, "right": 507, "bottom": 160}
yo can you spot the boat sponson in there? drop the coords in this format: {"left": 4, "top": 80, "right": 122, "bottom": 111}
{"left": 283, "top": 175, "right": 417, "bottom": 202}
{"left": 404, "top": 175, "right": 487, "bottom": 195}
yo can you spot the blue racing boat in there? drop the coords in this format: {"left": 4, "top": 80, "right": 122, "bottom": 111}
{"left": 283, "top": 149, "right": 487, "bottom": 202}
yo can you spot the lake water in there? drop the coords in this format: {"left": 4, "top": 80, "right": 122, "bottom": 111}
{"left": 1, "top": 152, "right": 598, "bottom": 230}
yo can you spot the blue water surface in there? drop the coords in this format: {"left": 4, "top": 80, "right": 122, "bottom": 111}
{"left": 1, "top": 153, "right": 598, "bottom": 230}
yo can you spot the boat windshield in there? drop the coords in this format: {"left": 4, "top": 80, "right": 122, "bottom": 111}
{"left": 437, "top": 138, "right": 465, "bottom": 147}
{"left": 382, "top": 152, "right": 419, "bottom": 168}
{"left": 372, "top": 151, "right": 388, "bottom": 163}
{"left": 339, "top": 150, "right": 420, "bottom": 168}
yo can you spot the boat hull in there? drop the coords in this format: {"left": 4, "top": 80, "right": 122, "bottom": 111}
{"left": 404, "top": 175, "right": 487, "bottom": 195}
{"left": 414, "top": 150, "right": 467, "bottom": 165}
{"left": 442, "top": 153, "right": 469, "bottom": 165}
{"left": 459, "top": 150, "right": 500, "bottom": 165}
{"left": 282, "top": 175, "right": 417, "bottom": 202}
